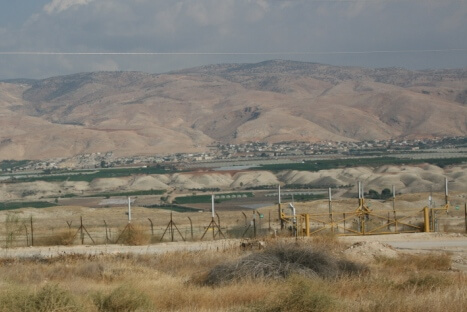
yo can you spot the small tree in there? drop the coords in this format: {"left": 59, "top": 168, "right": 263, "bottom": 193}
{"left": 381, "top": 188, "right": 392, "bottom": 199}
{"left": 367, "top": 189, "right": 380, "bottom": 199}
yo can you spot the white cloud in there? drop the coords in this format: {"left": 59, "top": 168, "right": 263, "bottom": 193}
{"left": 44, "top": 0, "right": 94, "bottom": 14}
{"left": 245, "top": 0, "right": 270, "bottom": 22}
{"left": 185, "top": 0, "right": 236, "bottom": 26}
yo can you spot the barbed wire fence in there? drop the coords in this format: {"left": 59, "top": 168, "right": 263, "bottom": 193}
{"left": 0, "top": 204, "right": 465, "bottom": 248}
{"left": 0, "top": 211, "right": 276, "bottom": 248}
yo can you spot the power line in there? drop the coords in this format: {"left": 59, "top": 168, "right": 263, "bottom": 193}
{"left": 0, "top": 49, "right": 466, "bottom": 56}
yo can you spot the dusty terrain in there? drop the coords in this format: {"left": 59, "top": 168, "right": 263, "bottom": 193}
{"left": 1, "top": 60, "right": 466, "bottom": 160}
{"left": 0, "top": 190, "right": 465, "bottom": 311}
{"left": 1, "top": 233, "right": 466, "bottom": 272}
{"left": 2, "top": 163, "right": 467, "bottom": 201}
{"left": 1, "top": 189, "right": 466, "bottom": 270}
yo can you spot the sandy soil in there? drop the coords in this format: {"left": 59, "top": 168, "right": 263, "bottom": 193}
{"left": 340, "top": 232, "right": 467, "bottom": 271}
{"left": 1, "top": 233, "right": 466, "bottom": 272}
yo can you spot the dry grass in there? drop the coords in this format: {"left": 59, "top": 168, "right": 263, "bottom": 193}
{"left": 247, "top": 275, "right": 338, "bottom": 312}
{"left": 375, "top": 252, "right": 452, "bottom": 271}
{"left": 0, "top": 284, "right": 86, "bottom": 312}
{"left": 0, "top": 239, "right": 465, "bottom": 312}
{"left": 115, "top": 224, "right": 150, "bottom": 246}
{"left": 34, "top": 230, "right": 76, "bottom": 246}
{"left": 92, "top": 284, "right": 153, "bottom": 312}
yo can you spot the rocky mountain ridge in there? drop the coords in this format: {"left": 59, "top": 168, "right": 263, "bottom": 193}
{"left": 0, "top": 60, "right": 466, "bottom": 160}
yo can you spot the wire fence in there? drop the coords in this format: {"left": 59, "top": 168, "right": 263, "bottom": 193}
{"left": 0, "top": 212, "right": 276, "bottom": 248}
{"left": 0, "top": 205, "right": 465, "bottom": 248}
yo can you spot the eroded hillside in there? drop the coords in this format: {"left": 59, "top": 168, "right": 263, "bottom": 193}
{"left": 0, "top": 60, "right": 466, "bottom": 160}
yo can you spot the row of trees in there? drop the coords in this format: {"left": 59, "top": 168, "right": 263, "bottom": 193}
{"left": 366, "top": 188, "right": 393, "bottom": 200}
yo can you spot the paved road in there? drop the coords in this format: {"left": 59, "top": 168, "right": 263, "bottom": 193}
{"left": 389, "top": 240, "right": 467, "bottom": 250}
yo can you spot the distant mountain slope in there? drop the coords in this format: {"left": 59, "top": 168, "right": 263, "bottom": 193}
{"left": 0, "top": 60, "right": 466, "bottom": 160}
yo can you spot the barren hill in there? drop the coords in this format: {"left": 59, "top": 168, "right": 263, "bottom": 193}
{"left": 0, "top": 60, "right": 466, "bottom": 160}
{"left": 2, "top": 164, "right": 466, "bottom": 201}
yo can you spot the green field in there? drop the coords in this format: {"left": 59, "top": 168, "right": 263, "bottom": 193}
{"left": 0, "top": 201, "right": 57, "bottom": 211}
{"left": 280, "top": 194, "right": 327, "bottom": 202}
{"left": 86, "top": 189, "right": 165, "bottom": 198}
{"left": 260, "top": 156, "right": 467, "bottom": 172}
{"left": 174, "top": 193, "right": 254, "bottom": 204}
{"left": 143, "top": 204, "right": 201, "bottom": 213}
{"left": 4, "top": 166, "right": 177, "bottom": 183}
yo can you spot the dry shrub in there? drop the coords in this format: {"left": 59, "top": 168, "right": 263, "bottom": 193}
{"left": 116, "top": 225, "right": 150, "bottom": 246}
{"left": 398, "top": 273, "right": 451, "bottom": 292}
{"left": 77, "top": 262, "right": 106, "bottom": 280}
{"left": 0, "top": 287, "right": 33, "bottom": 312}
{"left": 149, "top": 277, "right": 278, "bottom": 311}
{"left": 133, "top": 248, "right": 244, "bottom": 278}
{"left": 258, "top": 275, "right": 337, "bottom": 312}
{"left": 93, "top": 284, "right": 152, "bottom": 312}
{"left": 34, "top": 230, "right": 76, "bottom": 246}
{"left": 376, "top": 253, "right": 451, "bottom": 271}
{"left": 31, "top": 284, "right": 82, "bottom": 312}
{"left": 0, "top": 284, "right": 82, "bottom": 312}
{"left": 203, "top": 242, "right": 367, "bottom": 285}
{"left": 365, "top": 285, "right": 467, "bottom": 312}
{"left": 0, "top": 247, "right": 463, "bottom": 312}
{"left": 311, "top": 232, "right": 340, "bottom": 250}
{"left": 226, "top": 225, "right": 246, "bottom": 239}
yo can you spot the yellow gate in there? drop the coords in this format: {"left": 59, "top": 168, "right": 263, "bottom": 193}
{"left": 280, "top": 198, "right": 449, "bottom": 237}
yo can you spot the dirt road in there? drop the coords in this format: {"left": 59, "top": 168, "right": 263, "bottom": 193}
{"left": 340, "top": 232, "right": 467, "bottom": 271}
{"left": 1, "top": 233, "right": 466, "bottom": 270}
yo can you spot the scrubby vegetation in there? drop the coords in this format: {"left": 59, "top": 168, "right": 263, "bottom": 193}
{"left": 114, "top": 225, "right": 150, "bottom": 246}
{"left": 0, "top": 284, "right": 83, "bottom": 312}
{"left": 34, "top": 229, "right": 76, "bottom": 246}
{"left": 0, "top": 238, "right": 464, "bottom": 311}
{"left": 92, "top": 284, "right": 153, "bottom": 312}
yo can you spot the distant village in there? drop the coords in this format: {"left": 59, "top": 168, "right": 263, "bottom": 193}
{"left": 2, "top": 136, "right": 466, "bottom": 173}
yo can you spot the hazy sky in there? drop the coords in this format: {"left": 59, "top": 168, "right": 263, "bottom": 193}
{"left": 0, "top": 0, "right": 466, "bottom": 79}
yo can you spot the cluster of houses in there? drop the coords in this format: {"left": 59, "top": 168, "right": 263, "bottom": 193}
{"left": 2, "top": 137, "right": 465, "bottom": 173}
